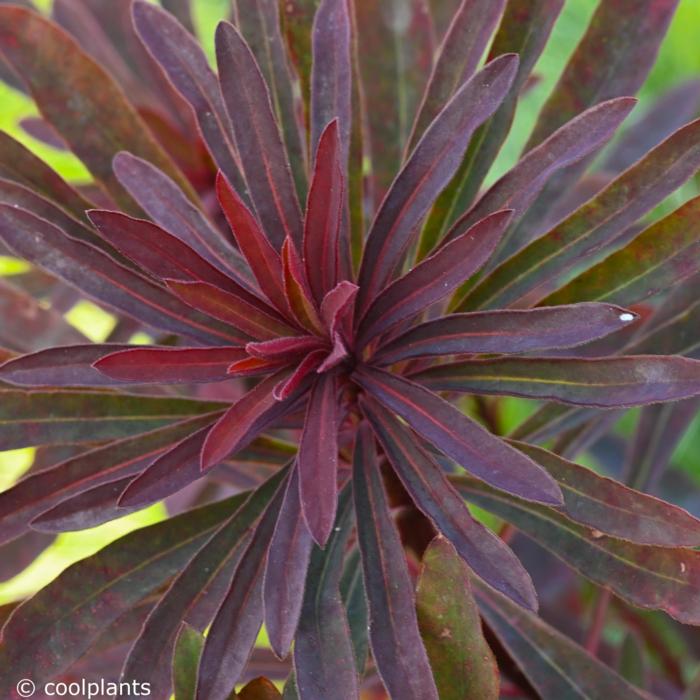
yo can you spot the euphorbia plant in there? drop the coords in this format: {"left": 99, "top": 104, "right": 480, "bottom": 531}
{"left": 1, "top": 0, "right": 700, "bottom": 697}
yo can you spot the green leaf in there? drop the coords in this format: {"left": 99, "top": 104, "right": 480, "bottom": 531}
{"left": 173, "top": 623, "right": 205, "bottom": 700}
{"left": 416, "top": 536, "right": 499, "bottom": 700}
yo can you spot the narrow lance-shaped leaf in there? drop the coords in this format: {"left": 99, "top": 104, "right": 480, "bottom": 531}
{"left": 196, "top": 479, "right": 288, "bottom": 700}
{"left": 407, "top": 0, "right": 506, "bottom": 152}
{"left": 353, "top": 424, "right": 439, "bottom": 700}
{"left": 0, "top": 493, "right": 245, "bottom": 693}
{"left": 415, "top": 355, "right": 700, "bottom": 408}
{"left": 355, "top": 53, "right": 519, "bottom": 315}
{"left": 475, "top": 583, "right": 652, "bottom": 700}
{"left": 510, "top": 440, "right": 700, "bottom": 547}
{"left": 457, "top": 477, "right": 700, "bottom": 626}
{"left": 340, "top": 548, "right": 369, "bottom": 674}
{"left": 294, "top": 484, "right": 359, "bottom": 700}
{"left": 514, "top": 0, "right": 679, "bottom": 240}
{"left": 352, "top": 365, "right": 562, "bottom": 505}
{"left": 282, "top": 238, "right": 325, "bottom": 334}
{"left": 0, "top": 205, "right": 244, "bottom": 345}
{"left": 459, "top": 118, "right": 700, "bottom": 311}
{"left": 0, "top": 414, "right": 219, "bottom": 546}
{"left": 298, "top": 374, "right": 339, "bottom": 545}
{"left": 263, "top": 466, "right": 314, "bottom": 659}
{"left": 201, "top": 370, "right": 301, "bottom": 471}
{"left": 0, "top": 388, "right": 221, "bottom": 451}
{"left": 451, "top": 97, "right": 637, "bottom": 265}
{"left": 304, "top": 120, "right": 344, "bottom": 303}
{"left": 357, "top": 210, "right": 512, "bottom": 351}
{"left": 173, "top": 623, "right": 205, "bottom": 700}
{"left": 94, "top": 346, "right": 246, "bottom": 385}
{"left": 0, "top": 5, "right": 196, "bottom": 210}
{"left": 418, "top": 0, "right": 563, "bottom": 257}
{"left": 216, "top": 171, "right": 288, "bottom": 314}
{"left": 377, "top": 303, "right": 637, "bottom": 364}
{"left": 113, "top": 153, "right": 252, "bottom": 285}
{"left": 540, "top": 195, "right": 700, "bottom": 307}
{"left": 360, "top": 396, "right": 537, "bottom": 611}
{"left": 120, "top": 467, "right": 288, "bottom": 699}
{"left": 216, "top": 20, "right": 304, "bottom": 250}
{"left": 353, "top": 0, "right": 435, "bottom": 206}
{"left": 416, "top": 536, "right": 499, "bottom": 700}
{"left": 131, "top": 1, "right": 247, "bottom": 198}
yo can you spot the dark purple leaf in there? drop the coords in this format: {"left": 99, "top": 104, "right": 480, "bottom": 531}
{"left": 415, "top": 355, "right": 700, "bottom": 407}
{"left": 0, "top": 205, "right": 245, "bottom": 345}
{"left": 113, "top": 153, "right": 252, "bottom": 285}
{"left": 0, "top": 531, "right": 55, "bottom": 584}
{"left": 132, "top": 1, "right": 247, "bottom": 196}
{"left": 0, "top": 5, "right": 196, "bottom": 211}
{"left": 476, "top": 584, "right": 651, "bottom": 700}
{"left": 357, "top": 210, "right": 512, "bottom": 350}
{"left": 196, "top": 480, "right": 288, "bottom": 700}
{"left": 352, "top": 365, "right": 562, "bottom": 505}
{"left": 298, "top": 374, "right": 339, "bottom": 545}
{"left": 233, "top": 0, "right": 307, "bottom": 200}
{"left": 216, "top": 20, "right": 303, "bottom": 250}
{"left": 263, "top": 466, "right": 314, "bottom": 659}
{"left": 0, "top": 414, "right": 219, "bottom": 545}
{"left": 353, "top": 424, "right": 439, "bottom": 700}
{"left": 361, "top": 396, "right": 537, "bottom": 610}
{"left": 377, "top": 302, "right": 637, "bottom": 363}
{"left": 408, "top": 0, "right": 506, "bottom": 152}
{"left": 355, "top": 53, "right": 518, "bottom": 314}
{"left": 294, "top": 484, "right": 359, "bottom": 700}
{"left": 120, "top": 469, "right": 287, "bottom": 699}
{"left": 462, "top": 118, "right": 700, "bottom": 310}
{"left": 0, "top": 493, "right": 243, "bottom": 693}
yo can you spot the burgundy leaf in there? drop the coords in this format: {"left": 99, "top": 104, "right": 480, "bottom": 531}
{"left": 120, "top": 470, "right": 287, "bottom": 699}
{"left": 196, "top": 481, "right": 287, "bottom": 700}
{"left": 415, "top": 356, "right": 700, "bottom": 408}
{"left": 294, "top": 484, "right": 359, "bottom": 700}
{"left": 228, "top": 356, "right": 291, "bottom": 379}
{"left": 461, "top": 118, "right": 700, "bottom": 311}
{"left": 247, "top": 336, "right": 325, "bottom": 361}
{"left": 304, "top": 120, "right": 344, "bottom": 303}
{"left": 87, "top": 210, "right": 246, "bottom": 294}
{"left": 233, "top": 0, "right": 307, "bottom": 200}
{"left": 321, "top": 280, "right": 358, "bottom": 339}
{"left": 0, "top": 5, "right": 195, "bottom": 211}
{"left": 273, "top": 349, "right": 326, "bottom": 400}
{"left": 113, "top": 153, "right": 252, "bottom": 285}
{"left": 216, "top": 171, "right": 288, "bottom": 313}
{"left": 201, "top": 371, "right": 300, "bottom": 471}
{"left": 311, "top": 0, "right": 351, "bottom": 162}
{"left": 298, "top": 374, "right": 339, "bottom": 545}
{"left": 95, "top": 346, "right": 246, "bottom": 384}
{"left": 355, "top": 53, "right": 518, "bottom": 314}
{"left": 166, "top": 279, "right": 297, "bottom": 341}
{"left": 408, "top": 0, "right": 506, "bottom": 151}
{"left": 377, "top": 303, "right": 637, "bottom": 364}
{"left": 0, "top": 414, "right": 219, "bottom": 545}
{"left": 216, "top": 20, "right": 304, "bottom": 250}
{"left": 132, "top": 1, "right": 247, "bottom": 196}
{"left": 0, "top": 493, "right": 242, "bottom": 693}
{"left": 0, "top": 205, "right": 244, "bottom": 345}
{"left": 0, "top": 130, "right": 93, "bottom": 219}
{"left": 352, "top": 424, "right": 439, "bottom": 700}
{"left": 352, "top": 365, "right": 562, "bottom": 505}
{"left": 263, "top": 465, "right": 314, "bottom": 659}
{"left": 361, "top": 396, "right": 537, "bottom": 610}
{"left": 356, "top": 210, "right": 512, "bottom": 349}
{"left": 0, "top": 531, "right": 55, "bottom": 585}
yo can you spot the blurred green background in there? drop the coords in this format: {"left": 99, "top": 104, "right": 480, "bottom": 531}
{"left": 1, "top": 0, "right": 700, "bottom": 606}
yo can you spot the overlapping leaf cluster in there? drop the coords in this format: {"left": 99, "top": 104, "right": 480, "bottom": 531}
{"left": 0, "top": 0, "right": 700, "bottom": 698}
